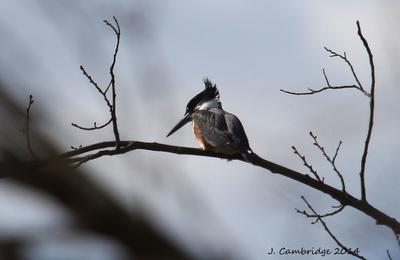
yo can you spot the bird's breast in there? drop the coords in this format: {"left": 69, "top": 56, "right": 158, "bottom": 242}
{"left": 192, "top": 121, "right": 211, "bottom": 150}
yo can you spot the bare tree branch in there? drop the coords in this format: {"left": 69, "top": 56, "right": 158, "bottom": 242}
{"left": 55, "top": 139, "right": 400, "bottom": 240}
{"left": 280, "top": 80, "right": 361, "bottom": 96}
{"left": 279, "top": 21, "right": 384, "bottom": 255}
{"left": 71, "top": 17, "right": 121, "bottom": 149}
{"left": 357, "top": 20, "right": 375, "bottom": 202}
{"left": 281, "top": 21, "right": 376, "bottom": 205}
{"left": 0, "top": 82, "right": 190, "bottom": 259}
{"left": 280, "top": 43, "right": 370, "bottom": 97}
{"left": 299, "top": 196, "right": 366, "bottom": 260}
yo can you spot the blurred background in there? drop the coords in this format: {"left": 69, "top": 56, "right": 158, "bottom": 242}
{"left": 0, "top": 1, "right": 399, "bottom": 259}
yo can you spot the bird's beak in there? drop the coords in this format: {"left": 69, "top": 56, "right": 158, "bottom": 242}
{"left": 166, "top": 113, "right": 191, "bottom": 137}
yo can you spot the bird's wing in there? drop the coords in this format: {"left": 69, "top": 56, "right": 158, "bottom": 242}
{"left": 224, "top": 112, "right": 251, "bottom": 152}
{"left": 192, "top": 110, "right": 234, "bottom": 148}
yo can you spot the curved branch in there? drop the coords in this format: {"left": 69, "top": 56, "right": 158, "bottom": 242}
{"left": 60, "top": 140, "right": 400, "bottom": 238}
{"left": 357, "top": 20, "right": 375, "bottom": 202}
{"left": 71, "top": 118, "right": 112, "bottom": 131}
{"left": 104, "top": 16, "right": 121, "bottom": 148}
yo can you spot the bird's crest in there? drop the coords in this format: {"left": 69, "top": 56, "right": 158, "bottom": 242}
{"left": 203, "top": 77, "right": 219, "bottom": 100}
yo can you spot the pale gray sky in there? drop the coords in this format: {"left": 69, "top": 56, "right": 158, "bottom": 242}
{"left": 0, "top": 1, "right": 399, "bottom": 259}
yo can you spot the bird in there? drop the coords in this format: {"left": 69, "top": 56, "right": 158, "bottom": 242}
{"left": 167, "top": 78, "right": 252, "bottom": 161}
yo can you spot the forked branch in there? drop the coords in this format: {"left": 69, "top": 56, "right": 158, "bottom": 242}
{"left": 281, "top": 21, "right": 383, "bottom": 258}
{"left": 282, "top": 21, "right": 375, "bottom": 202}
{"left": 280, "top": 69, "right": 363, "bottom": 96}
{"left": 310, "top": 132, "right": 346, "bottom": 192}
{"left": 71, "top": 16, "right": 121, "bottom": 148}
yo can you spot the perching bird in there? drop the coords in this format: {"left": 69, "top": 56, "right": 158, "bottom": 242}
{"left": 167, "top": 78, "right": 252, "bottom": 160}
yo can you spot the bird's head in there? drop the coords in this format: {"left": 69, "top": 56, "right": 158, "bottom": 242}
{"left": 167, "top": 78, "right": 221, "bottom": 137}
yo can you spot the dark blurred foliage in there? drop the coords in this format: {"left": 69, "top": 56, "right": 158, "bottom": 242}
{"left": 0, "top": 83, "right": 192, "bottom": 259}
{"left": 0, "top": 2, "right": 191, "bottom": 259}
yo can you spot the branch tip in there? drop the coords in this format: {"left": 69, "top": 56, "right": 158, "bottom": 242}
{"left": 24, "top": 94, "right": 37, "bottom": 159}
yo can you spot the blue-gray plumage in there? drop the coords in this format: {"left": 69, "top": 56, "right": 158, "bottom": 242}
{"left": 167, "top": 78, "right": 252, "bottom": 160}
{"left": 192, "top": 109, "right": 250, "bottom": 155}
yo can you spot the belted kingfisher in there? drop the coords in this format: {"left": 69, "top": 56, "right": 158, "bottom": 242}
{"left": 167, "top": 78, "right": 252, "bottom": 160}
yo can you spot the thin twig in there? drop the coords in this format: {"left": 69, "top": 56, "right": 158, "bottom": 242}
{"left": 357, "top": 20, "right": 375, "bottom": 202}
{"left": 280, "top": 84, "right": 360, "bottom": 96}
{"left": 25, "top": 94, "right": 37, "bottom": 160}
{"left": 386, "top": 249, "right": 393, "bottom": 260}
{"left": 332, "top": 140, "right": 342, "bottom": 164}
{"left": 72, "top": 118, "right": 112, "bottom": 131}
{"left": 310, "top": 132, "right": 346, "bottom": 192}
{"left": 79, "top": 65, "right": 112, "bottom": 109}
{"left": 296, "top": 204, "right": 345, "bottom": 220}
{"left": 300, "top": 196, "right": 366, "bottom": 260}
{"left": 323, "top": 46, "right": 366, "bottom": 93}
{"left": 72, "top": 65, "right": 113, "bottom": 130}
{"left": 292, "top": 146, "right": 323, "bottom": 182}
{"left": 104, "top": 81, "right": 112, "bottom": 94}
